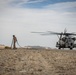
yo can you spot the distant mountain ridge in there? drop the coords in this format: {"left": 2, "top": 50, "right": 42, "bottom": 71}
{"left": 24, "top": 46, "right": 51, "bottom": 49}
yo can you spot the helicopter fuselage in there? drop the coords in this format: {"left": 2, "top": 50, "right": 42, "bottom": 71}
{"left": 56, "top": 35, "right": 76, "bottom": 49}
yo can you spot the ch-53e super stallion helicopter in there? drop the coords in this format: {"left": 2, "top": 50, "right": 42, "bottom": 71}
{"left": 32, "top": 29, "right": 76, "bottom": 50}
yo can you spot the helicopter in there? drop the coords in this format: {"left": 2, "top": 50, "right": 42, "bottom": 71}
{"left": 32, "top": 29, "right": 76, "bottom": 50}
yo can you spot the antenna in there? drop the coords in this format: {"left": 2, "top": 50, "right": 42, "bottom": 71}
{"left": 64, "top": 28, "right": 67, "bottom": 33}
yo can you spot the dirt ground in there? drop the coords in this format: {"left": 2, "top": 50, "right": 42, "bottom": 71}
{"left": 0, "top": 49, "right": 76, "bottom": 75}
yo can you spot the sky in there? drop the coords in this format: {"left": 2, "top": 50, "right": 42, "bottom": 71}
{"left": 0, "top": 0, "right": 76, "bottom": 48}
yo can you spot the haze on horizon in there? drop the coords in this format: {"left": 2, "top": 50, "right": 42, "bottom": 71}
{"left": 0, "top": 0, "right": 76, "bottom": 48}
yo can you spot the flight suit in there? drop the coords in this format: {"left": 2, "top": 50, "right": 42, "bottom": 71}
{"left": 13, "top": 35, "right": 17, "bottom": 49}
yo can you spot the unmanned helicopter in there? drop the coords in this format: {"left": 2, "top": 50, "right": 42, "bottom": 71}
{"left": 32, "top": 29, "right": 76, "bottom": 50}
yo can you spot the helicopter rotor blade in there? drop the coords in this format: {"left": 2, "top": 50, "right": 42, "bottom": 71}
{"left": 31, "top": 31, "right": 76, "bottom": 36}
{"left": 64, "top": 33, "right": 76, "bottom": 35}
{"left": 47, "top": 31, "right": 63, "bottom": 35}
{"left": 40, "top": 33, "right": 54, "bottom": 35}
{"left": 31, "top": 31, "right": 59, "bottom": 35}
{"left": 31, "top": 32, "right": 45, "bottom": 33}
{"left": 47, "top": 31, "right": 76, "bottom": 35}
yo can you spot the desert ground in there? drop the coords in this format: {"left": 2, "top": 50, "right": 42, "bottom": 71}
{"left": 0, "top": 48, "right": 76, "bottom": 75}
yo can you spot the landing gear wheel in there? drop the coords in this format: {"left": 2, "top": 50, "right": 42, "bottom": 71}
{"left": 70, "top": 47, "right": 73, "bottom": 50}
{"left": 59, "top": 47, "right": 61, "bottom": 49}
{"left": 70, "top": 43, "right": 73, "bottom": 50}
